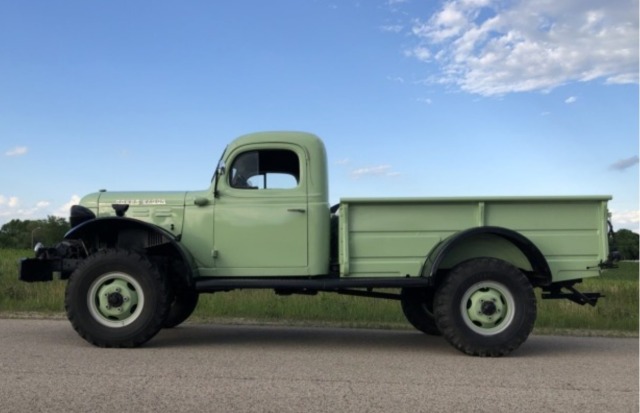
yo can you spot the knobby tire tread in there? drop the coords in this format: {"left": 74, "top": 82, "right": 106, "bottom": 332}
{"left": 65, "top": 249, "right": 170, "bottom": 348}
{"left": 434, "top": 257, "right": 536, "bottom": 357}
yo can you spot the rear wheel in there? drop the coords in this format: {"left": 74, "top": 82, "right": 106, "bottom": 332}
{"left": 65, "top": 249, "right": 170, "bottom": 348}
{"left": 163, "top": 289, "right": 199, "bottom": 328}
{"left": 434, "top": 258, "right": 536, "bottom": 357}
{"left": 400, "top": 288, "right": 441, "bottom": 335}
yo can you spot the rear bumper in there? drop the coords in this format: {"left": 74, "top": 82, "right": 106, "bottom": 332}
{"left": 541, "top": 281, "right": 603, "bottom": 306}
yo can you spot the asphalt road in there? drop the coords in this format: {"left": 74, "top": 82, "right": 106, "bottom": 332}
{"left": 0, "top": 319, "right": 637, "bottom": 413}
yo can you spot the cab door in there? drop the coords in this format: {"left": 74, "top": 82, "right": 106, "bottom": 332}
{"left": 213, "top": 144, "right": 308, "bottom": 276}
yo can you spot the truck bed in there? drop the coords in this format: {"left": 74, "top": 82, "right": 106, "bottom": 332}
{"left": 337, "top": 196, "right": 611, "bottom": 282}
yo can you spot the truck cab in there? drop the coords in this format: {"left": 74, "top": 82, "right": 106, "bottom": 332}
{"left": 185, "top": 132, "right": 330, "bottom": 277}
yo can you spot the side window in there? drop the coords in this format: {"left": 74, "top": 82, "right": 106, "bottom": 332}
{"left": 229, "top": 149, "right": 300, "bottom": 190}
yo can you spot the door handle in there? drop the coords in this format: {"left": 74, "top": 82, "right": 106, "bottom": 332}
{"left": 287, "top": 208, "right": 306, "bottom": 213}
{"left": 194, "top": 197, "right": 209, "bottom": 206}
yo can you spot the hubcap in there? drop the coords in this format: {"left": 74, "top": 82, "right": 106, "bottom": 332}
{"left": 460, "top": 281, "right": 515, "bottom": 336}
{"left": 88, "top": 272, "right": 144, "bottom": 328}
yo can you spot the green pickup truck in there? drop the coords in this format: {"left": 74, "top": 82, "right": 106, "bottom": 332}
{"left": 20, "top": 132, "right": 612, "bottom": 356}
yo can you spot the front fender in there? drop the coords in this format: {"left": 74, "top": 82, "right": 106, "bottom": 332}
{"left": 65, "top": 217, "right": 197, "bottom": 286}
{"left": 422, "top": 226, "right": 552, "bottom": 286}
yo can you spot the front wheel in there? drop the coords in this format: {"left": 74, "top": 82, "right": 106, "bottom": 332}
{"left": 65, "top": 249, "right": 171, "bottom": 348}
{"left": 433, "top": 258, "right": 536, "bottom": 357}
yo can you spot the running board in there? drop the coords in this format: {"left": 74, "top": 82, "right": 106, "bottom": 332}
{"left": 195, "top": 276, "right": 432, "bottom": 293}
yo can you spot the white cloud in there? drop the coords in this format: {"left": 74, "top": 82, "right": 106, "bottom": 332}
{"left": 387, "top": 76, "right": 405, "bottom": 83}
{"left": 417, "top": 97, "right": 433, "bottom": 104}
{"left": 350, "top": 164, "right": 401, "bottom": 179}
{"left": 0, "top": 195, "right": 35, "bottom": 222}
{"left": 387, "top": 0, "right": 409, "bottom": 5}
{"left": 405, "top": 46, "right": 431, "bottom": 61}
{"left": 0, "top": 195, "right": 80, "bottom": 225}
{"left": 335, "top": 158, "right": 351, "bottom": 166}
{"left": 54, "top": 195, "right": 81, "bottom": 218}
{"left": 565, "top": 96, "right": 577, "bottom": 104}
{"left": 381, "top": 25, "right": 404, "bottom": 33}
{"left": 407, "top": 0, "right": 639, "bottom": 95}
{"left": 611, "top": 210, "right": 640, "bottom": 232}
{"left": 5, "top": 146, "right": 28, "bottom": 156}
{"left": 0, "top": 195, "right": 20, "bottom": 208}
{"left": 609, "top": 155, "right": 639, "bottom": 171}
{"left": 606, "top": 73, "right": 638, "bottom": 84}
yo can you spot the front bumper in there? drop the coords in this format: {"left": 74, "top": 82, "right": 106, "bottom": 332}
{"left": 19, "top": 257, "right": 82, "bottom": 282}
{"left": 19, "top": 239, "right": 86, "bottom": 282}
{"left": 19, "top": 258, "right": 58, "bottom": 282}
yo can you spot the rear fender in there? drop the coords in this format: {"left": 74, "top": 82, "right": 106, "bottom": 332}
{"left": 422, "top": 226, "right": 552, "bottom": 286}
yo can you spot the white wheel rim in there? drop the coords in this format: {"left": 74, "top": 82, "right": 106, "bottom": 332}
{"left": 460, "top": 281, "right": 516, "bottom": 336}
{"left": 87, "top": 272, "right": 145, "bottom": 328}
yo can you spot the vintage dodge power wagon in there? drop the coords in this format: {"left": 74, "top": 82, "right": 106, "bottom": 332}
{"left": 19, "top": 132, "right": 612, "bottom": 356}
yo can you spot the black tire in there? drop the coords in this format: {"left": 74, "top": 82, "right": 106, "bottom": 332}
{"left": 65, "top": 249, "right": 171, "bottom": 348}
{"left": 163, "top": 289, "right": 199, "bottom": 328}
{"left": 433, "top": 258, "right": 536, "bottom": 357}
{"left": 400, "top": 288, "right": 441, "bottom": 336}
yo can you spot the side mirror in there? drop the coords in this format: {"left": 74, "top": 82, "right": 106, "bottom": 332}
{"left": 213, "top": 165, "right": 225, "bottom": 198}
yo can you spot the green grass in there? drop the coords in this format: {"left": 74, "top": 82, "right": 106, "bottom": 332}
{"left": 0, "top": 249, "right": 66, "bottom": 313}
{"left": 534, "top": 262, "right": 639, "bottom": 334}
{"left": 192, "top": 290, "right": 409, "bottom": 329}
{"left": 1, "top": 248, "right": 637, "bottom": 335}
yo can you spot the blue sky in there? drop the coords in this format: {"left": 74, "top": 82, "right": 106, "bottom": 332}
{"left": 1, "top": 0, "right": 638, "bottom": 231}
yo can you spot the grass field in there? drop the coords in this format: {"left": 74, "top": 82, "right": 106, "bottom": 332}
{"left": 1, "top": 249, "right": 637, "bottom": 335}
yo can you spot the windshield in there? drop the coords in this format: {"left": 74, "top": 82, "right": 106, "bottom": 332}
{"left": 211, "top": 146, "right": 228, "bottom": 183}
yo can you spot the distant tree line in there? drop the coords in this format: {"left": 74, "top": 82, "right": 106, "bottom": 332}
{"left": 0, "top": 217, "right": 70, "bottom": 249}
{"left": 0, "top": 218, "right": 638, "bottom": 260}
{"left": 610, "top": 229, "right": 639, "bottom": 261}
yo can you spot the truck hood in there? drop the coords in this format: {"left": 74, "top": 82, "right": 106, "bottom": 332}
{"left": 80, "top": 190, "right": 188, "bottom": 235}
{"left": 92, "top": 191, "right": 188, "bottom": 211}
